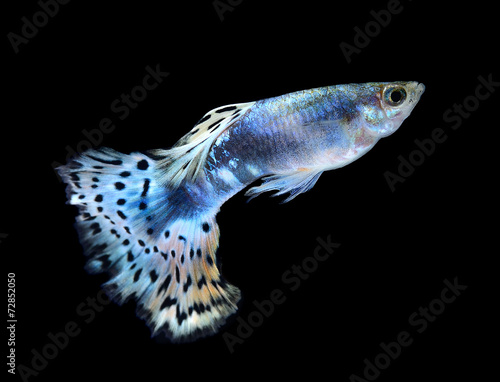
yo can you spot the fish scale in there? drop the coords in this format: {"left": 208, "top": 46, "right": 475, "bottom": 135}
{"left": 58, "top": 81, "right": 424, "bottom": 342}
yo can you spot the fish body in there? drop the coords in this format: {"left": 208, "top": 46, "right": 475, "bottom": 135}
{"left": 58, "top": 81, "right": 424, "bottom": 342}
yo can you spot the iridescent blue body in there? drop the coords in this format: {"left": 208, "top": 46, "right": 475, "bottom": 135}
{"left": 202, "top": 82, "right": 423, "bottom": 205}
{"left": 58, "top": 81, "right": 424, "bottom": 342}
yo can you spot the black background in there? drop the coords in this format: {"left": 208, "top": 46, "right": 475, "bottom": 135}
{"left": 3, "top": 0, "right": 496, "bottom": 381}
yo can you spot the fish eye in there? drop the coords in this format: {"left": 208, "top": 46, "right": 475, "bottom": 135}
{"left": 384, "top": 87, "right": 407, "bottom": 106}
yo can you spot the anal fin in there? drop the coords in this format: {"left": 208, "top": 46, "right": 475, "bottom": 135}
{"left": 245, "top": 168, "right": 324, "bottom": 203}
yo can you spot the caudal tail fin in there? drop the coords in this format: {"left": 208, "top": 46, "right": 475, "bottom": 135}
{"left": 58, "top": 148, "right": 240, "bottom": 342}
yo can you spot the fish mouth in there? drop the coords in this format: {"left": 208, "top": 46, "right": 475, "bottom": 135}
{"left": 416, "top": 82, "right": 426, "bottom": 96}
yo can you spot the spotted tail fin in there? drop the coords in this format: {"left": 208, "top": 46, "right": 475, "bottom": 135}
{"left": 58, "top": 148, "right": 240, "bottom": 342}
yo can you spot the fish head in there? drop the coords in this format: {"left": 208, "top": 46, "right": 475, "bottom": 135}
{"left": 359, "top": 81, "right": 425, "bottom": 138}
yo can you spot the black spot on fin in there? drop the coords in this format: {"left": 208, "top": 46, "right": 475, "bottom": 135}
{"left": 58, "top": 150, "right": 241, "bottom": 343}
{"left": 147, "top": 101, "right": 256, "bottom": 188}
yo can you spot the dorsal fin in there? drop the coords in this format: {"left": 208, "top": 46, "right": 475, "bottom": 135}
{"left": 174, "top": 102, "right": 255, "bottom": 147}
{"left": 245, "top": 168, "right": 324, "bottom": 203}
{"left": 149, "top": 101, "right": 255, "bottom": 188}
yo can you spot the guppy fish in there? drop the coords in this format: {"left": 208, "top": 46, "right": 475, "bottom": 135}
{"left": 58, "top": 81, "right": 425, "bottom": 342}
